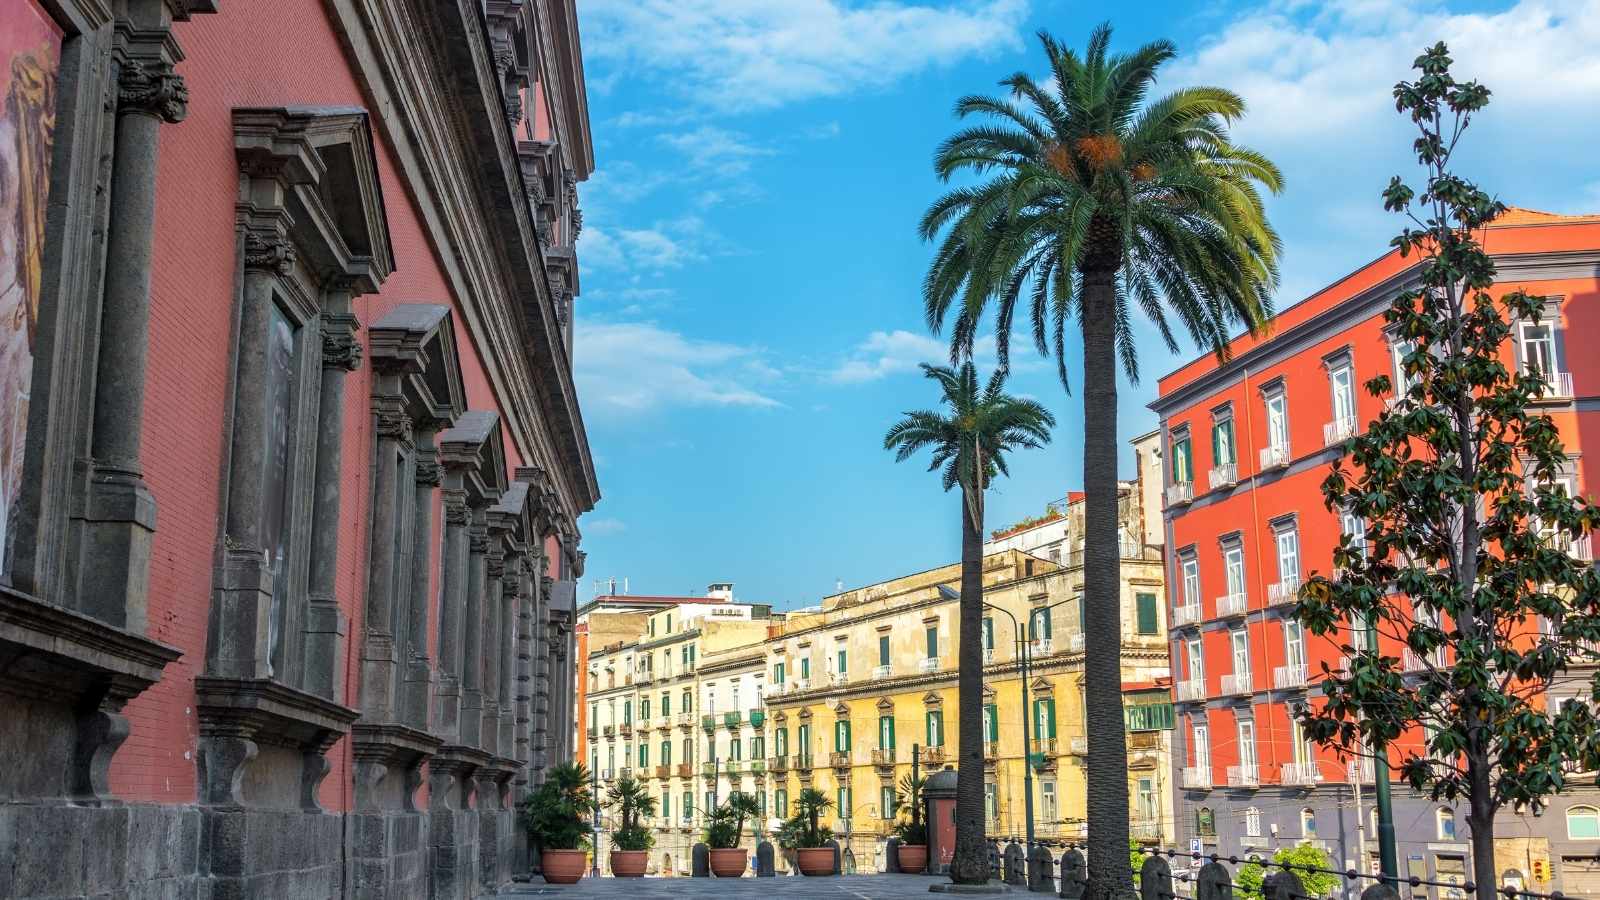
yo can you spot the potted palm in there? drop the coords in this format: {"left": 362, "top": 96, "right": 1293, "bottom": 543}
{"left": 606, "top": 775, "right": 656, "bottom": 877}
{"left": 892, "top": 774, "right": 928, "bottom": 873}
{"left": 776, "top": 788, "right": 836, "bottom": 876}
{"left": 522, "top": 762, "right": 597, "bottom": 884}
{"left": 704, "top": 791, "right": 760, "bottom": 877}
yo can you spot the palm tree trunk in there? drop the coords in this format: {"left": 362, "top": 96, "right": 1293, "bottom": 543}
{"left": 949, "top": 487, "right": 989, "bottom": 883}
{"left": 1081, "top": 269, "right": 1134, "bottom": 900}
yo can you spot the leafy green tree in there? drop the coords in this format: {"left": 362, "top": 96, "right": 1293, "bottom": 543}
{"left": 919, "top": 24, "right": 1281, "bottom": 896}
{"left": 1236, "top": 845, "right": 1341, "bottom": 899}
{"left": 1294, "top": 43, "right": 1600, "bottom": 900}
{"left": 884, "top": 362, "right": 1054, "bottom": 882}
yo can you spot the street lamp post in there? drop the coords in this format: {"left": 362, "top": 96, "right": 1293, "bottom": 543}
{"left": 982, "top": 602, "right": 1034, "bottom": 847}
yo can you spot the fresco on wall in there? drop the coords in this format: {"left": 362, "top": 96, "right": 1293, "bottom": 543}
{"left": 0, "top": 1, "right": 59, "bottom": 575}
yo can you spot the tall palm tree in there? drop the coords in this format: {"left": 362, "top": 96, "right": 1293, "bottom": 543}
{"left": 884, "top": 362, "right": 1055, "bottom": 883}
{"left": 920, "top": 25, "right": 1281, "bottom": 898}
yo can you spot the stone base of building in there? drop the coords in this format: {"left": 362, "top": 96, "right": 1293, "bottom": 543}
{"left": 0, "top": 798, "right": 527, "bottom": 900}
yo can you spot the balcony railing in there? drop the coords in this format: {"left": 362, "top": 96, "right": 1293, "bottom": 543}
{"left": 1031, "top": 638, "right": 1053, "bottom": 656}
{"left": 654, "top": 765, "right": 670, "bottom": 779}
{"left": 602, "top": 725, "right": 615, "bottom": 737}
{"left": 1130, "top": 822, "right": 1163, "bottom": 842}
{"left": 919, "top": 746, "right": 946, "bottom": 766}
{"left": 872, "top": 664, "right": 892, "bottom": 680}
{"left": 676, "top": 763, "right": 692, "bottom": 778}
{"left": 1403, "top": 648, "right": 1444, "bottom": 672}
{"left": 1347, "top": 759, "right": 1375, "bottom": 783}
{"left": 1208, "top": 463, "right": 1238, "bottom": 491}
{"left": 1067, "top": 737, "right": 1087, "bottom": 756}
{"left": 1172, "top": 604, "right": 1203, "bottom": 628}
{"left": 1067, "top": 633, "right": 1085, "bottom": 653}
{"left": 723, "top": 712, "right": 741, "bottom": 729}
{"left": 1182, "top": 766, "right": 1212, "bottom": 789}
{"left": 1220, "top": 672, "right": 1252, "bottom": 696}
{"left": 918, "top": 658, "right": 940, "bottom": 673}
{"left": 1273, "top": 664, "right": 1308, "bottom": 690}
{"left": 982, "top": 648, "right": 995, "bottom": 664}
{"left": 619, "top": 722, "right": 633, "bottom": 737}
{"left": 872, "top": 748, "right": 897, "bottom": 767}
{"left": 601, "top": 769, "right": 614, "bottom": 780}
{"left": 1166, "top": 482, "right": 1194, "bottom": 507}
{"left": 1533, "top": 370, "right": 1574, "bottom": 398}
{"left": 982, "top": 741, "right": 999, "bottom": 762}
{"left": 1216, "top": 592, "right": 1248, "bottom": 618}
{"left": 792, "top": 679, "right": 811, "bottom": 692}
{"left": 701, "top": 715, "right": 716, "bottom": 731}
{"left": 701, "top": 762, "right": 717, "bottom": 776}
{"left": 1176, "top": 679, "right": 1207, "bottom": 703}
{"left": 1267, "top": 578, "right": 1299, "bottom": 607}
{"left": 1259, "top": 444, "right": 1289, "bottom": 471}
{"left": 767, "top": 756, "right": 788, "bottom": 773}
{"left": 1280, "top": 762, "right": 1322, "bottom": 786}
{"left": 677, "top": 713, "right": 694, "bottom": 727}
{"left": 586, "top": 726, "right": 597, "bottom": 740}
{"left": 749, "top": 759, "right": 766, "bottom": 774}
{"left": 620, "top": 767, "right": 634, "bottom": 780}
{"left": 724, "top": 760, "right": 743, "bottom": 775}
{"left": 829, "top": 751, "right": 851, "bottom": 769}
{"left": 829, "top": 671, "right": 850, "bottom": 686}
{"left": 749, "top": 710, "right": 765, "bottom": 728}
{"left": 1324, "top": 417, "right": 1357, "bottom": 446}
{"left": 1226, "top": 765, "right": 1259, "bottom": 788}
{"left": 792, "top": 754, "right": 814, "bottom": 772}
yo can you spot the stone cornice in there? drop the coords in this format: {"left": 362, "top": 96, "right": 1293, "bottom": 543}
{"left": 321, "top": 0, "right": 598, "bottom": 519}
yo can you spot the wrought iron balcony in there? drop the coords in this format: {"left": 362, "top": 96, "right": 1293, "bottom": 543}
{"left": 982, "top": 648, "right": 995, "bottom": 664}
{"left": 654, "top": 764, "right": 670, "bottom": 779}
{"left": 700, "top": 761, "right": 716, "bottom": 777}
{"left": 1031, "top": 638, "right": 1053, "bottom": 656}
{"left": 1226, "top": 764, "right": 1259, "bottom": 788}
{"left": 767, "top": 756, "right": 788, "bottom": 773}
{"left": 1324, "top": 417, "right": 1357, "bottom": 446}
{"left": 873, "top": 664, "right": 892, "bottom": 680}
{"left": 1273, "top": 664, "right": 1308, "bottom": 690}
{"left": 829, "top": 751, "right": 851, "bottom": 770}
{"left": 1172, "top": 604, "right": 1203, "bottom": 628}
{"left": 872, "top": 748, "right": 897, "bottom": 768}
{"left": 1280, "top": 762, "right": 1322, "bottom": 786}
{"left": 1259, "top": 444, "right": 1289, "bottom": 471}
{"left": 1067, "top": 633, "right": 1085, "bottom": 653}
{"left": 1266, "top": 578, "right": 1299, "bottom": 607}
{"left": 701, "top": 715, "right": 716, "bottom": 731}
{"left": 619, "top": 722, "right": 633, "bottom": 737}
{"left": 1219, "top": 672, "right": 1252, "bottom": 696}
{"left": 677, "top": 713, "right": 694, "bottom": 728}
{"left": 602, "top": 724, "right": 615, "bottom": 737}
{"left": 918, "top": 658, "right": 940, "bottom": 673}
{"left": 1182, "top": 766, "right": 1212, "bottom": 789}
{"left": 1176, "top": 679, "right": 1206, "bottom": 703}
{"left": 1165, "top": 482, "right": 1194, "bottom": 507}
{"left": 749, "top": 760, "right": 765, "bottom": 774}
{"left": 1347, "top": 759, "right": 1374, "bottom": 783}
{"left": 1208, "top": 463, "right": 1238, "bottom": 491}
{"left": 918, "top": 746, "right": 945, "bottom": 766}
{"left": 982, "top": 742, "right": 998, "bottom": 762}
{"left": 749, "top": 710, "right": 765, "bottom": 728}
{"left": 723, "top": 712, "right": 741, "bottom": 729}
{"left": 792, "top": 754, "right": 814, "bottom": 772}
{"left": 1216, "top": 592, "right": 1248, "bottom": 618}
{"left": 676, "top": 763, "right": 692, "bottom": 778}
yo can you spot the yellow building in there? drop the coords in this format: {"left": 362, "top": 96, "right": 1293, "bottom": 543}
{"left": 763, "top": 463, "right": 1172, "bottom": 867}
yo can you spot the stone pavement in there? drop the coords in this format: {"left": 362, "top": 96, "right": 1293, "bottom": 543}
{"left": 499, "top": 873, "right": 984, "bottom": 898}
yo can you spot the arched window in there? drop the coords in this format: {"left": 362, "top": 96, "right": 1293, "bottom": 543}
{"left": 1436, "top": 808, "right": 1457, "bottom": 840}
{"left": 1568, "top": 805, "right": 1600, "bottom": 839}
{"left": 1196, "top": 806, "right": 1216, "bottom": 837}
{"left": 1300, "top": 807, "right": 1317, "bottom": 837}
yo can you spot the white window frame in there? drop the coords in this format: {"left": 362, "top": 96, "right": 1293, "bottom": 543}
{"left": 1182, "top": 555, "right": 1200, "bottom": 607}
{"left": 1237, "top": 719, "right": 1257, "bottom": 774}
{"left": 1284, "top": 620, "right": 1306, "bottom": 670}
{"left": 1230, "top": 628, "right": 1250, "bottom": 680}
{"left": 1264, "top": 389, "right": 1288, "bottom": 451}
{"left": 1275, "top": 526, "right": 1300, "bottom": 586}
{"left": 1330, "top": 360, "right": 1357, "bottom": 426}
{"left": 1186, "top": 636, "right": 1204, "bottom": 684}
{"left": 1224, "top": 544, "right": 1246, "bottom": 598}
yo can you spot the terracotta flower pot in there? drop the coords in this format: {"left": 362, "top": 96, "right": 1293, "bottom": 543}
{"left": 897, "top": 844, "right": 928, "bottom": 873}
{"left": 610, "top": 849, "right": 648, "bottom": 878}
{"left": 708, "top": 847, "right": 749, "bottom": 877}
{"left": 541, "top": 848, "right": 588, "bottom": 884}
{"left": 797, "top": 846, "right": 835, "bottom": 876}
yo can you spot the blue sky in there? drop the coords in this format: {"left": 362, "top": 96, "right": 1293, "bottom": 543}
{"left": 569, "top": 0, "right": 1600, "bottom": 608}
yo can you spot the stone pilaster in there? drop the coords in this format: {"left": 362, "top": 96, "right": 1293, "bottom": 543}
{"left": 304, "top": 304, "right": 361, "bottom": 700}
{"left": 75, "top": 5, "right": 192, "bottom": 630}
{"left": 404, "top": 444, "right": 440, "bottom": 730}
{"left": 434, "top": 488, "right": 470, "bottom": 741}
{"left": 459, "top": 517, "right": 488, "bottom": 749}
{"left": 480, "top": 546, "right": 505, "bottom": 756}
{"left": 359, "top": 392, "right": 412, "bottom": 719}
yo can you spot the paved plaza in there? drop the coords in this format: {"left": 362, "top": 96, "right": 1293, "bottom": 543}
{"left": 500, "top": 874, "right": 974, "bottom": 898}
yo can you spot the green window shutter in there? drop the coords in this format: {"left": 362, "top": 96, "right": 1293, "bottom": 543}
{"left": 926, "top": 711, "right": 935, "bottom": 746}
{"left": 1046, "top": 699, "right": 1057, "bottom": 738}
{"left": 1137, "top": 593, "right": 1158, "bottom": 635}
{"left": 663, "top": 793, "right": 669, "bottom": 819}
{"left": 1042, "top": 608, "right": 1052, "bottom": 640}
{"left": 926, "top": 627, "right": 938, "bottom": 659}
{"left": 663, "top": 741, "right": 671, "bottom": 765}
{"left": 844, "top": 721, "right": 852, "bottom": 751}
{"left": 982, "top": 617, "right": 994, "bottom": 650}
{"left": 879, "top": 635, "right": 890, "bottom": 666}
{"left": 838, "top": 649, "right": 847, "bottom": 673}
{"left": 984, "top": 704, "right": 998, "bottom": 742}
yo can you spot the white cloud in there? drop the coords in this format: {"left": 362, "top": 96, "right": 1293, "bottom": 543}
{"left": 580, "top": 217, "right": 721, "bottom": 273}
{"left": 659, "top": 126, "right": 774, "bottom": 175}
{"left": 575, "top": 320, "right": 783, "bottom": 418}
{"left": 827, "top": 330, "right": 1040, "bottom": 384}
{"left": 581, "top": 0, "right": 1029, "bottom": 111}
{"left": 582, "top": 517, "right": 628, "bottom": 536}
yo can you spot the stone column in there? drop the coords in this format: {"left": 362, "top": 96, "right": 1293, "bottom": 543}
{"left": 481, "top": 542, "right": 506, "bottom": 756}
{"left": 513, "top": 555, "right": 534, "bottom": 789}
{"left": 303, "top": 303, "right": 361, "bottom": 700}
{"left": 498, "top": 558, "right": 518, "bottom": 756}
{"left": 433, "top": 473, "right": 471, "bottom": 741}
{"left": 205, "top": 232, "right": 295, "bottom": 680}
{"left": 75, "top": 17, "right": 191, "bottom": 630}
{"left": 460, "top": 516, "right": 488, "bottom": 748}
{"left": 533, "top": 572, "right": 553, "bottom": 777}
{"left": 404, "top": 440, "right": 439, "bottom": 730}
{"left": 360, "top": 390, "right": 411, "bottom": 719}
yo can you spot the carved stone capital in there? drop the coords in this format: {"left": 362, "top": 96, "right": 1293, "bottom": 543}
{"left": 375, "top": 407, "right": 413, "bottom": 444}
{"left": 469, "top": 531, "right": 489, "bottom": 555}
{"left": 486, "top": 556, "right": 506, "bottom": 579}
{"left": 415, "top": 459, "right": 442, "bottom": 487}
{"left": 320, "top": 313, "right": 363, "bottom": 371}
{"left": 444, "top": 498, "right": 470, "bottom": 526}
{"left": 570, "top": 205, "right": 583, "bottom": 240}
{"left": 118, "top": 59, "right": 189, "bottom": 122}
{"left": 244, "top": 232, "right": 296, "bottom": 275}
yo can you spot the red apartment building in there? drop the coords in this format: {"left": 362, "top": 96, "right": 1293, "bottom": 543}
{"left": 1, "top": 1, "right": 596, "bottom": 897}
{"left": 1151, "top": 210, "right": 1600, "bottom": 897}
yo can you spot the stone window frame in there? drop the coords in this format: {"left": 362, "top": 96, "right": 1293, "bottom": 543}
{"left": 1512, "top": 295, "right": 1566, "bottom": 390}
{"left": 194, "top": 107, "right": 395, "bottom": 809}
{"left": 0, "top": 0, "right": 218, "bottom": 806}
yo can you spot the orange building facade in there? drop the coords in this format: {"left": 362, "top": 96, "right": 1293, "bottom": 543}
{"left": 1151, "top": 211, "right": 1600, "bottom": 896}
